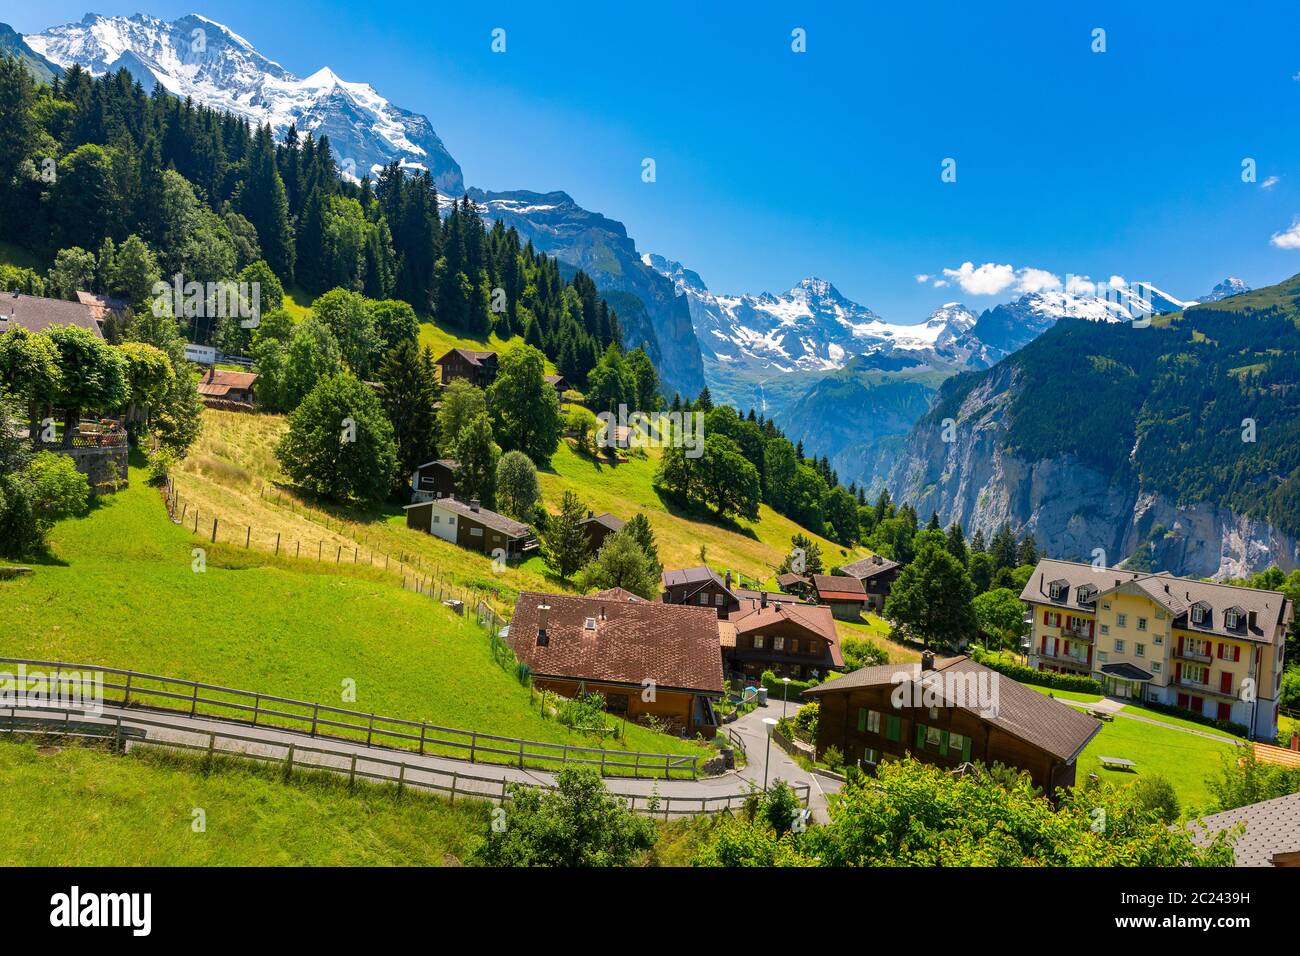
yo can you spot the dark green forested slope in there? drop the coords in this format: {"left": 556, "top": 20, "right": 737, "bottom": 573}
{"left": 924, "top": 274, "right": 1300, "bottom": 535}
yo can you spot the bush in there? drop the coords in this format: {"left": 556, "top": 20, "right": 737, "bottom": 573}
{"left": 472, "top": 767, "right": 656, "bottom": 867}
{"left": 146, "top": 446, "right": 176, "bottom": 486}
{"left": 842, "top": 635, "right": 889, "bottom": 671}
{"left": 1135, "top": 697, "right": 1248, "bottom": 739}
{"left": 1130, "top": 774, "right": 1180, "bottom": 824}
{"left": 760, "top": 670, "right": 822, "bottom": 701}
{"left": 24, "top": 451, "right": 90, "bottom": 532}
{"left": 822, "top": 745, "right": 845, "bottom": 773}
{"left": 970, "top": 648, "right": 1103, "bottom": 695}
{"left": 555, "top": 692, "right": 611, "bottom": 733}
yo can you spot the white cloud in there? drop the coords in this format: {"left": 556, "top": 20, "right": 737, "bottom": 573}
{"left": 1262, "top": 175, "right": 1280, "bottom": 189}
{"left": 938, "top": 261, "right": 1065, "bottom": 296}
{"left": 1015, "top": 268, "right": 1062, "bottom": 294}
{"left": 1270, "top": 220, "right": 1300, "bottom": 249}
{"left": 914, "top": 273, "right": 930, "bottom": 284}
{"left": 942, "top": 261, "right": 1017, "bottom": 295}
{"left": 1066, "top": 274, "right": 1097, "bottom": 296}
{"left": 932, "top": 279, "right": 949, "bottom": 288}
{"left": 1108, "top": 274, "right": 1129, "bottom": 290}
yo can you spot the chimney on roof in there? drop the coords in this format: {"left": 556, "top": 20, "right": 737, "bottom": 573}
{"left": 599, "top": 605, "right": 606, "bottom": 622}
{"left": 587, "top": 510, "right": 593, "bottom": 519}
{"left": 921, "top": 650, "right": 936, "bottom": 672}
{"left": 761, "top": 591, "right": 768, "bottom": 609}
{"left": 470, "top": 497, "right": 480, "bottom": 512}
{"left": 1164, "top": 583, "right": 1170, "bottom": 593}
{"left": 873, "top": 555, "right": 882, "bottom": 565}
{"left": 536, "top": 604, "right": 551, "bottom": 646}
{"left": 725, "top": 570, "right": 732, "bottom": 590}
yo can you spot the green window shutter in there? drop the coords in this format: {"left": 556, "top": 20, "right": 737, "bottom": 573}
{"left": 887, "top": 715, "right": 900, "bottom": 742}
{"left": 962, "top": 736, "right": 972, "bottom": 762}
{"left": 857, "top": 707, "right": 866, "bottom": 732}
{"left": 938, "top": 730, "right": 949, "bottom": 757}
{"left": 915, "top": 723, "right": 926, "bottom": 749}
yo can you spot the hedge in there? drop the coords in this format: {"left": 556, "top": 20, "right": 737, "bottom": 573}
{"left": 970, "top": 651, "right": 1103, "bottom": 695}
{"left": 759, "top": 671, "right": 824, "bottom": 702}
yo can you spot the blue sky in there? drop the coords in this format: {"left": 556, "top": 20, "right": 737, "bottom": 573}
{"left": 8, "top": 0, "right": 1300, "bottom": 321}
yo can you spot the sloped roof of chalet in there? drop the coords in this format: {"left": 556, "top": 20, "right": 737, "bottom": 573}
{"left": 508, "top": 591, "right": 724, "bottom": 694}
{"left": 588, "top": 587, "right": 646, "bottom": 603}
{"left": 1191, "top": 791, "right": 1300, "bottom": 867}
{"left": 437, "top": 348, "right": 497, "bottom": 367}
{"left": 805, "top": 655, "right": 1101, "bottom": 762}
{"left": 0, "top": 293, "right": 102, "bottom": 338}
{"left": 579, "top": 512, "right": 625, "bottom": 532}
{"left": 839, "top": 554, "right": 901, "bottom": 580}
{"left": 1020, "top": 559, "right": 1290, "bottom": 645}
{"left": 403, "top": 496, "right": 531, "bottom": 539}
{"left": 812, "top": 573, "right": 867, "bottom": 601}
{"left": 730, "top": 601, "right": 844, "bottom": 667}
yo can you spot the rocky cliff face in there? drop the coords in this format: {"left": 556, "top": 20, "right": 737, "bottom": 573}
{"left": 886, "top": 362, "right": 1300, "bottom": 579}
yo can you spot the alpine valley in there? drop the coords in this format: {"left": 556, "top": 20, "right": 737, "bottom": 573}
{"left": 13, "top": 10, "right": 1294, "bottom": 577}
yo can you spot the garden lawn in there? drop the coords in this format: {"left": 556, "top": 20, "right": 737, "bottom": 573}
{"left": 1027, "top": 686, "right": 1104, "bottom": 704}
{"left": 0, "top": 739, "right": 486, "bottom": 865}
{"left": 1077, "top": 716, "right": 1238, "bottom": 812}
{"left": 833, "top": 614, "right": 919, "bottom": 664}
{"left": 0, "top": 470, "right": 703, "bottom": 765}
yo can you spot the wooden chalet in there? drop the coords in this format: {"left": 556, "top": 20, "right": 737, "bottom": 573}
{"left": 806, "top": 652, "right": 1101, "bottom": 794}
{"left": 508, "top": 591, "right": 725, "bottom": 737}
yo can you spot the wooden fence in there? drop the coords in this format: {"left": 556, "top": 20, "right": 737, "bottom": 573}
{"left": 0, "top": 706, "right": 808, "bottom": 818}
{"left": 0, "top": 657, "right": 698, "bottom": 780}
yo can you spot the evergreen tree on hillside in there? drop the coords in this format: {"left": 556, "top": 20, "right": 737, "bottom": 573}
{"left": 238, "top": 124, "right": 295, "bottom": 283}
{"left": 544, "top": 490, "right": 590, "bottom": 582}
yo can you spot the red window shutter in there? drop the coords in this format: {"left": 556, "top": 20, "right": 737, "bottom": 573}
{"left": 1220, "top": 672, "right": 1232, "bottom": 694}
{"left": 1217, "top": 643, "right": 1224, "bottom": 659}
{"left": 1043, "top": 611, "right": 1049, "bottom": 625}
{"left": 1089, "top": 620, "right": 1095, "bottom": 638}
{"left": 1086, "top": 644, "right": 1093, "bottom": 665}
{"left": 1064, "top": 640, "right": 1070, "bottom": 654}
{"left": 1233, "top": 645, "right": 1241, "bottom": 662}
{"left": 1041, "top": 635, "right": 1048, "bottom": 654}
{"left": 1053, "top": 638, "right": 1059, "bottom": 656}
{"left": 1177, "top": 635, "right": 1184, "bottom": 655}
{"left": 1175, "top": 662, "right": 1182, "bottom": 682}
{"left": 1218, "top": 702, "right": 1231, "bottom": 721}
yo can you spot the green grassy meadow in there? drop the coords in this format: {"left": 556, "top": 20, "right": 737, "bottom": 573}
{"left": 0, "top": 469, "right": 704, "bottom": 764}
{"left": 0, "top": 739, "right": 488, "bottom": 865}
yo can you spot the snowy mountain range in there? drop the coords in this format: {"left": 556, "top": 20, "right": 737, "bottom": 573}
{"left": 1198, "top": 276, "right": 1251, "bottom": 303}
{"left": 25, "top": 13, "right": 464, "bottom": 193}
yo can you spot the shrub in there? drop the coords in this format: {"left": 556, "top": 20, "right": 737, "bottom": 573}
{"left": 970, "top": 647, "right": 1103, "bottom": 695}
{"left": 822, "top": 745, "right": 845, "bottom": 772}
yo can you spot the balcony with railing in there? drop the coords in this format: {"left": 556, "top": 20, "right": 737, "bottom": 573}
{"left": 1174, "top": 644, "right": 1213, "bottom": 664}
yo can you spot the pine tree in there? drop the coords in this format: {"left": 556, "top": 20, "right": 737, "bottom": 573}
{"left": 543, "top": 490, "right": 590, "bottom": 581}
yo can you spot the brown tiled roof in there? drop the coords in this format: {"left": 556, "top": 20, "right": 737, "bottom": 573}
{"left": 437, "top": 347, "right": 497, "bottom": 367}
{"left": 414, "top": 458, "right": 459, "bottom": 472}
{"left": 1020, "top": 558, "right": 1292, "bottom": 645}
{"left": 812, "top": 573, "right": 867, "bottom": 602}
{"left": 544, "top": 374, "right": 566, "bottom": 388}
{"left": 196, "top": 368, "right": 258, "bottom": 397}
{"left": 662, "top": 566, "right": 725, "bottom": 589}
{"left": 1192, "top": 791, "right": 1300, "bottom": 867}
{"left": 508, "top": 591, "right": 725, "bottom": 694}
{"left": 730, "top": 601, "right": 844, "bottom": 667}
{"left": 776, "top": 572, "right": 810, "bottom": 589}
{"left": 805, "top": 655, "right": 1101, "bottom": 762}
{"left": 839, "top": 554, "right": 901, "bottom": 580}
{"left": 75, "top": 291, "right": 127, "bottom": 323}
{"left": 403, "top": 496, "right": 531, "bottom": 539}
{"left": 0, "top": 293, "right": 102, "bottom": 338}
{"left": 588, "top": 587, "right": 646, "bottom": 603}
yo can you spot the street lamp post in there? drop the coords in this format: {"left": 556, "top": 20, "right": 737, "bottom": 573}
{"left": 782, "top": 676, "right": 791, "bottom": 718}
{"left": 762, "top": 716, "right": 778, "bottom": 790}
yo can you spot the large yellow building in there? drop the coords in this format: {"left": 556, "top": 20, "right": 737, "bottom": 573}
{"left": 1020, "top": 559, "right": 1292, "bottom": 740}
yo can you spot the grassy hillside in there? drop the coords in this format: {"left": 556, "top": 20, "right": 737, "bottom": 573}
{"left": 0, "top": 466, "right": 703, "bottom": 762}
{"left": 0, "top": 740, "right": 488, "bottom": 866}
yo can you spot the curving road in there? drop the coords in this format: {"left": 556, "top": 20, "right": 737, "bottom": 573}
{"left": 6, "top": 698, "right": 831, "bottom": 821}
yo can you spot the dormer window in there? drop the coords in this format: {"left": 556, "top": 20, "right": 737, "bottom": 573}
{"left": 1225, "top": 607, "right": 1243, "bottom": 630}
{"left": 1048, "top": 580, "right": 1068, "bottom": 601}
{"left": 1191, "top": 603, "right": 1209, "bottom": 626}
{"left": 583, "top": 617, "right": 598, "bottom": 631}
{"left": 1077, "top": 585, "right": 1096, "bottom": 605}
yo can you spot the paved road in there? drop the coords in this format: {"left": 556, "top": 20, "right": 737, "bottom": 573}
{"left": 1058, "top": 697, "right": 1246, "bottom": 746}
{"left": 8, "top": 699, "right": 831, "bottom": 820}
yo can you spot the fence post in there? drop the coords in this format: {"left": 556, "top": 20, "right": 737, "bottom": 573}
{"left": 189, "top": 683, "right": 199, "bottom": 717}
{"left": 419, "top": 723, "right": 426, "bottom": 756}
{"left": 310, "top": 703, "right": 319, "bottom": 737}
{"left": 470, "top": 731, "right": 477, "bottom": 763}
{"left": 600, "top": 750, "right": 606, "bottom": 775}
{"left": 245, "top": 525, "right": 251, "bottom": 547}
{"left": 211, "top": 518, "right": 218, "bottom": 543}
{"left": 518, "top": 738, "right": 525, "bottom": 769}
{"left": 285, "top": 742, "right": 295, "bottom": 777}
{"left": 634, "top": 752, "right": 640, "bottom": 778}
{"left": 450, "top": 772, "right": 458, "bottom": 804}
{"left": 349, "top": 753, "right": 357, "bottom": 786}
{"left": 122, "top": 671, "right": 133, "bottom": 706}
{"left": 397, "top": 762, "right": 406, "bottom": 796}
{"left": 114, "top": 715, "right": 123, "bottom": 753}
{"left": 275, "top": 533, "right": 280, "bottom": 556}
{"left": 366, "top": 714, "right": 374, "bottom": 747}
{"left": 252, "top": 695, "right": 261, "bottom": 727}
{"left": 207, "top": 731, "right": 215, "bottom": 764}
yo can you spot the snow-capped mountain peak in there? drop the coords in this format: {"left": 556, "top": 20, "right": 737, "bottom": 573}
{"left": 1198, "top": 276, "right": 1251, "bottom": 303}
{"left": 26, "top": 13, "right": 464, "bottom": 193}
